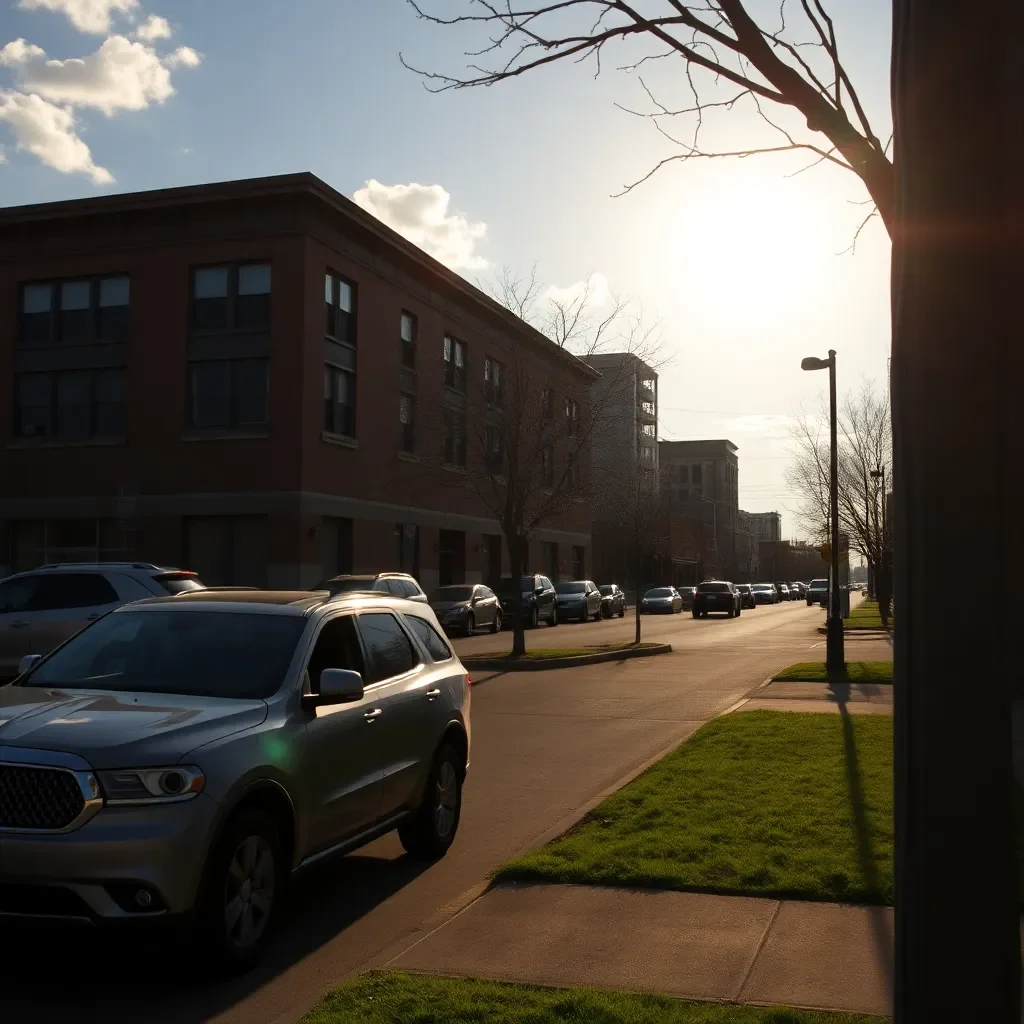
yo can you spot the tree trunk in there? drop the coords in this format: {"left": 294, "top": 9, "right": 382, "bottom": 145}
{"left": 506, "top": 531, "right": 528, "bottom": 658}
{"left": 891, "top": 0, "right": 1021, "bottom": 1018}
{"left": 634, "top": 588, "right": 642, "bottom": 645}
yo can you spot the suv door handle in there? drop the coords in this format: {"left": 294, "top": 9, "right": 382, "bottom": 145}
{"left": 425, "top": 688, "right": 441, "bottom": 700}
{"left": 363, "top": 708, "right": 382, "bottom": 721}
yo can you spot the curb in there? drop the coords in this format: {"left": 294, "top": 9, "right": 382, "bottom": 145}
{"left": 462, "top": 643, "right": 672, "bottom": 672}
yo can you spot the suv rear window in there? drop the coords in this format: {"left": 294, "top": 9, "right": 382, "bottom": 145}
{"left": 697, "top": 582, "right": 731, "bottom": 593}
{"left": 152, "top": 571, "right": 205, "bottom": 595}
{"left": 405, "top": 615, "right": 453, "bottom": 661}
{"left": 359, "top": 612, "right": 420, "bottom": 682}
{"left": 21, "top": 609, "right": 306, "bottom": 698}
{"left": 32, "top": 573, "right": 120, "bottom": 610}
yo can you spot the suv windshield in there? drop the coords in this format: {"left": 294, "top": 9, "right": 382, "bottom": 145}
{"left": 808, "top": 579, "right": 829, "bottom": 589}
{"left": 698, "top": 582, "right": 731, "bottom": 593}
{"left": 21, "top": 609, "right": 307, "bottom": 699}
{"left": 555, "top": 583, "right": 586, "bottom": 594}
{"left": 431, "top": 586, "right": 474, "bottom": 602}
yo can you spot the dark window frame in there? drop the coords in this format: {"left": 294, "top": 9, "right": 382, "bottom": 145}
{"left": 565, "top": 398, "right": 580, "bottom": 437}
{"left": 484, "top": 355, "right": 504, "bottom": 406}
{"left": 400, "top": 310, "right": 417, "bottom": 368}
{"left": 325, "top": 272, "right": 357, "bottom": 345}
{"left": 444, "top": 334, "right": 467, "bottom": 392}
{"left": 484, "top": 423, "right": 505, "bottom": 473}
{"left": 18, "top": 275, "right": 131, "bottom": 346}
{"left": 186, "top": 358, "right": 269, "bottom": 431}
{"left": 324, "top": 364, "right": 356, "bottom": 438}
{"left": 190, "top": 262, "right": 272, "bottom": 333}
{"left": 14, "top": 367, "right": 126, "bottom": 441}
{"left": 541, "top": 446, "right": 554, "bottom": 487}
{"left": 442, "top": 406, "right": 467, "bottom": 468}
{"left": 399, "top": 391, "right": 416, "bottom": 453}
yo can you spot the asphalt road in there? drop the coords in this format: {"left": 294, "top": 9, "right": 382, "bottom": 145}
{"left": 5, "top": 598, "right": 828, "bottom": 1024}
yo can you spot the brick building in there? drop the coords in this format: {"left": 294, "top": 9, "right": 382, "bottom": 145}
{"left": 0, "top": 174, "right": 593, "bottom": 588}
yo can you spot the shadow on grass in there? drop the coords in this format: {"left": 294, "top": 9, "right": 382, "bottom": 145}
{"left": 836, "top": 696, "right": 895, "bottom": 996}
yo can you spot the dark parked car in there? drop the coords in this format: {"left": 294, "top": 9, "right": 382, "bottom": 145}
{"left": 640, "top": 587, "right": 682, "bottom": 614}
{"left": 429, "top": 584, "right": 502, "bottom": 636}
{"left": 735, "top": 584, "right": 756, "bottom": 609}
{"left": 0, "top": 562, "right": 207, "bottom": 682}
{"left": 777, "top": 583, "right": 791, "bottom": 602}
{"left": 692, "top": 580, "right": 742, "bottom": 618}
{"left": 555, "top": 581, "right": 603, "bottom": 622}
{"left": 598, "top": 584, "right": 627, "bottom": 618}
{"left": 495, "top": 574, "right": 557, "bottom": 628}
{"left": 806, "top": 578, "right": 829, "bottom": 606}
{"left": 315, "top": 572, "right": 427, "bottom": 603}
{"left": 751, "top": 583, "right": 778, "bottom": 605}
{"left": 677, "top": 586, "right": 697, "bottom": 610}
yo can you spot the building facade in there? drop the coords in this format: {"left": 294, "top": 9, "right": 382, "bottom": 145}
{"left": 1, "top": 174, "right": 593, "bottom": 589}
{"left": 747, "top": 510, "right": 783, "bottom": 543}
{"left": 734, "top": 510, "right": 760, "bottom": 582}
{"left": 659, "top": 439, "right": 739, "bottom": 578}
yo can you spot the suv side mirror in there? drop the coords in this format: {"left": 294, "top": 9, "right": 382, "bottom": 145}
{"left": 304, "top": 668, "right": 364, "bottom": 709}
{"left": 18, "top": 653, "right": 41, "bottom": 677}
{"left": 535, "top": 585, "right": 544, "bottom": 595}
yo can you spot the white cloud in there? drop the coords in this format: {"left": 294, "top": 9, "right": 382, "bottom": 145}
{"left": 1, "top": 35, "right": 200, "bottom": 115}
{"left": 725, "top": 414, "right": 798, "bottom": 435}
{"left": 164, "top": 46, "right": 200, "bottom": 69}
{"left": 16, "top": 0, "right": 138, "bottom": 34}
{"left": 133, "top": 14, "right": 171, "bottom": 42}
{"left": 352, "top": 179, "right": 488, "bottom": 270}
{"left": 543, "top": 272, "right": 609, "bottom": 309}
{"left": 0, "top": 90, "right": 112, "bottom": 183}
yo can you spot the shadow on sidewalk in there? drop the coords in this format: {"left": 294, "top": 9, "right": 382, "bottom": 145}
{"left": 834, "top": 695, "right": 895, "bottom": 996}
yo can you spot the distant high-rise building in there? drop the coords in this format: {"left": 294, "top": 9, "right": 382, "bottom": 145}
{"left": 747, "top": 511, "right": 782, "bottom": 543}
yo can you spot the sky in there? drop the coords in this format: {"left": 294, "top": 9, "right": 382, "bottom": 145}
{"left": 0, "top": 0, "right": 894, "bottom": 538}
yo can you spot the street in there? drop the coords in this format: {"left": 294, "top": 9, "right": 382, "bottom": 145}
{"left": 4, "top": 599, "right": 828, "bottom": 1024}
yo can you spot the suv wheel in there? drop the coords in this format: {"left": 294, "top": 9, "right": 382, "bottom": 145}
{"left": 199, "top": 808, "right": 281, "bottom": 972}
{"left": 530, "top": 605, "right": 539, "bottom": 628}
{"left": 398, "top": 743, "right": 463, "bottom": 859}
{"left": 550, "top": 604, "right": 558, "bottom": 626}
{"left": 463, "top": 613, "right": 475, "bottom": 637}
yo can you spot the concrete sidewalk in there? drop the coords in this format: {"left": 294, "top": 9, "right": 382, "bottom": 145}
{"left": 390, "top": 882, "right": 893, "bottom": 1016}
{"left": 741, "top": 680, "right": 894, "bottom": 716}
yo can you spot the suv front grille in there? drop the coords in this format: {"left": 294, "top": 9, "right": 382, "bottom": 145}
{"left": 0, "top": 765, "right": 86, "bottom": 830}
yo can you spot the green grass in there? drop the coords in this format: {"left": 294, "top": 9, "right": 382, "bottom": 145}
{"left": 301, "top": 972, "right": 883, "bottom": 1024}
{"left": 772, "top": 661, "right": 893, "bottom": 684}
{"left": 467, "top": 642, "right": 660, "bottom": 661}
{"left": 497, "top": 710, "right": 894, "bottom": 905}
{"left": 846, "top": 601, "right": 886, "bottom": 631}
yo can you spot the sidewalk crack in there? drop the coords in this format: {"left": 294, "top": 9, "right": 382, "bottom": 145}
{"left": 734, "top": 899, "right": 783, "bottom": 1001}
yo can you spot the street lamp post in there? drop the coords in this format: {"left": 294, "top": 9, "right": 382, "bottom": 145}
{"left": 870, "top": 465, "right": 887, "bottom": 617}
{"left": 802, "top": 350, "right": 844, "bottom": 673}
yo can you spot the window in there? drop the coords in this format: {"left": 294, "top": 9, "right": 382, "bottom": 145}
{"left": 399, "top": 392, "right": 415, "bottom": 453}
{"left": 15, "top": 368, "right": 125, "bottom": 440}
{"left": 305, "top": 615, "right": 365, "bottom": 692}
{"left": 543, "top": 541, "right": 559, "bottom": 581}
{"left": 484, "top": 424, "right": 504, "bottom": 473}
{"left": 443, "top": 407, "right": 466, "bottom": 467}
{"left": 484, "top": 355, "right": 503, "bottom": 406}
{"left": 565, "top": 398, "right": 580, "bottom": 437}
{"left": 359, "top": 612, "right": 419, "bottom": 682}
{"left": 188, "top": 359, "right": 268, "bottom": 430}
{"left": 642, "top": 445, "right": 654, "bottom": 462}
{"left": 444, "top": 334, "right": 466, "bottom": 391}
{"left": 692, "top": 463, "right": 703, "bottom": 485}
{"left": 400, "top": 311, "right": 417, "bottom": 368}
{"left": 572, "top": 545, "right": 585, "bottom": 579}
{"left": 541, "top": 446, "right": 554, "bottom": 487}
{"left": 320, "top": 516, "right": 354, "bottom": 578}
{"left": 396, "top": 524, "right": 420, "bottom": 576}
{"left": 324, "top": 365, "right": 355, "bottom": 437}
{"left": 678, "top": 464, "right": 689, "bottom": 484}
{"left": 641, "top": 423, "right": 656, "bottom": 437}
{"left": 0, "top": 577, "right": 39, "bottom": 613}
{"left": 192, "top": 263, "right": 270, "bottom": 332}
{"left": 183, "top": 516, "right": 269, "bottom": 588}
{"left": 541, "top": 388, "right": 553, "bottom": 421}
{"left": 567, "top": 450, "right": 580, "bottom": 489}
{"left": 405, "top": 615, "right": 453, "bottom": 662}
{"left": 30, "top": 573, "right": 119, "bottom": 611}
{"left": 19, "top": 276, "right": 130, "bottom": 344}
{"left": 325, "top": 273, "right": 356, "bottom": 343}
{"left": 8, "top": 519, "right": 129, "bottom": 572}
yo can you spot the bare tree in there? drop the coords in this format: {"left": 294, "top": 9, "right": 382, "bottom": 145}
{"left": 403, "top": 1, "right": 894, "bottom": 235}
{"left": 786, "top": 380, "right": 892, "bottom": 623}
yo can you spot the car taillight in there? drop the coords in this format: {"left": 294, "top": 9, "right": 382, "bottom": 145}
{"left": 465, "top": 673, "right": 473, "bottom": 687}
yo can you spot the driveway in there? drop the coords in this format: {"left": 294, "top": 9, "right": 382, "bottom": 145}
{"left": 3, "top": 601, "right": 825, "bottom": 1024}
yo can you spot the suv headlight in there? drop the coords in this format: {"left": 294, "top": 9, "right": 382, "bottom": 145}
{"left": 98, "top": 766, "right": 205, "bottom": 805}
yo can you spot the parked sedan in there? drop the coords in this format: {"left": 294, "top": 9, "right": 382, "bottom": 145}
{"left": 692, "top": 580, "right": 742, "bottom": 618}
{"left": 429, "top": 584, "right": 502, "bottom": 636}
{"left": 778, "top": 584, "right": 792, "bottom": 602}
{"left": 677, "top": 586, "right": 697, "bottom": 610}
{"left": 598, "top": 584, "right": 627, "bottom": 618}
{"left": 555, "top": 581, "right": 603, "bottom": 622}
{"left": 640, "top": 587, "right": 682, "bottom": 614}
{"left": 751, "top": 583, "right": 778, "bottom": 605}
{"left": 735, "top": 583, "right": 757, "bottom": 609}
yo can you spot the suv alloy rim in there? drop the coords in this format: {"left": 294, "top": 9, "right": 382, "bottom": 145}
{"left": 434, "top": 760, "right": 458, "bottom": 837}
{"left": 224, "top": 835, "right": 275, "bottom": 949}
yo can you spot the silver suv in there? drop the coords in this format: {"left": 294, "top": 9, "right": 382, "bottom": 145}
{"left": 0, "top": 562, "right": 205, "bottom": 681}
{"left": 0, "top": 589, "right": 470, "bottom": 969}
{"left": 315, "top": 572, "right": 428, "bottom": 602}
